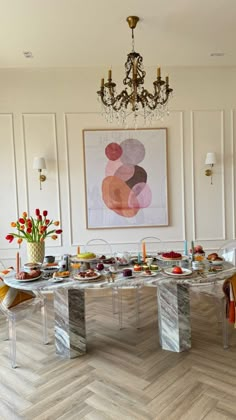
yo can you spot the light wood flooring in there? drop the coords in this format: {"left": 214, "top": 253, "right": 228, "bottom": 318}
{"left": 0, "top": 287, "right": 236, "bottom": 420}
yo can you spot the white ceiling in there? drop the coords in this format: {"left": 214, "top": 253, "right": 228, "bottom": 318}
{"left": 1, "top": 0, "right": 236, "bottom": 68}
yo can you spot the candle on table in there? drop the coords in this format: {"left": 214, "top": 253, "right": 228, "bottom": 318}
{"left": 184, "top": 240, "right": 188, "bottom": 256}
{"left": 137, "top": 252, "right": 141, "bottom": 263}
{"left": 142, "top": 241, "right": 146, "bottom": 262}
{"left": 16, "top": 252, "right": 20, "bottom": 274}
{"left": 191, "top": 241, "right": 194, "bottom": 261}
{"left": 77, "top": 246, "right": 80, "bottom": 255}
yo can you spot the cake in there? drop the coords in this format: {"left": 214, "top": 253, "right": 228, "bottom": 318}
{"left": 133, "top": 264, "right": 142, "bottom": 272}
{"left": 123, "top": 268, "right": 132, "bottom": 277}
{"left": 150, "top": 264, "right": 159, "bottom": 271}
{"left": 77, "top": 252, "right": 96, "bottom": 259}
{"left": 162, "top": 251, "right": 182, "bottom": 260}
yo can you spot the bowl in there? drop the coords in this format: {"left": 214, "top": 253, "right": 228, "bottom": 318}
{"left": 23, "top": 262, "right": 42, "bottom": 272}
{"left": 44, "top": 255, "right": 55, "bottom": 263}
{"left": 211, "top": 259, "right": 223, "bottom": 266}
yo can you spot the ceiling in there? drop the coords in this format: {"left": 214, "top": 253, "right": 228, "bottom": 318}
{"left": 1, "top": 0, "right": 236, "bottom": 68}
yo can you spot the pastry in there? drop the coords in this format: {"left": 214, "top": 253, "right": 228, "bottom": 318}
{"left": 53, "top": 271, "right": 70, "bottom": 278}
{"left": 133, "top": 264, "right": 142, "bottom": 272}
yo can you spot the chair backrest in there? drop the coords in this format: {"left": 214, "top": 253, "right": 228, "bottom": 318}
{"left": 85, "top": 238, "right": 113, "bottom": 258}
{"left": 217, "top": 240, "right": 236, "bottom": 265}
{"left": 139, "top": 236, "right": 162, "bottom": 255}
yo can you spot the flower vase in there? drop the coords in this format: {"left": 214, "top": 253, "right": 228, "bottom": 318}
{"left": 27, "top": 242, "right": 45, "bottom": 263}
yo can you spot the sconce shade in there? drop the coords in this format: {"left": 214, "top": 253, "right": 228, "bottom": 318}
{"left": 205, "top": 152, "right": 216, "bottom": 165}
{"left": 33, "top": 157, "right": 46, "bottom": 170}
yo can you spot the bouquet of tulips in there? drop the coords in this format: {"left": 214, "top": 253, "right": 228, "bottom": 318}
{"left": 6, "top": 209, "right": 62, "bottom": 244}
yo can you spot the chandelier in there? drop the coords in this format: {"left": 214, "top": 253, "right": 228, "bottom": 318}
{"left": 97, "top": 16, "right": 173, "bottom": 126}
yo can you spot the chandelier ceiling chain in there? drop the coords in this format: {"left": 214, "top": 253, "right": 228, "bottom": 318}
{"left": 97, "top": 16, "right": 173, "bottom": 126}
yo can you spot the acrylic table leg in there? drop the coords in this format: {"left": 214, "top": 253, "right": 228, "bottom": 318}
{"left": 54, "top": 288, "right": 86, "bottom": 358}
{"left": 157, "top": 282, "right": 191, "bottom": 352}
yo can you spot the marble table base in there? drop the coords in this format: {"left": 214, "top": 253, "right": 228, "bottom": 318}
{"left": 54, "top": 288, "right": 86, "bottom": 358}
{"left": 157, "top": 282, "right": 191, "bottom": 352}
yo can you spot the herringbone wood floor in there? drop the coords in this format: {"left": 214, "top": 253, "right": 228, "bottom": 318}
{"left": 0, "top": 287, "right": 236, "bottom": 420}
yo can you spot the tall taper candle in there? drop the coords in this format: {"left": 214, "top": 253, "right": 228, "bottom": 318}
{"left": 77, "top": 246, "right": 80, "bottom": 255}
{"left": 137, "top": 252, "right": 141, "bottom": 264}
{"left": 191, "top": 241, "right": 194, "bottom": 261}
{"left": 142, "top": 241, "right": 146, "bottom": 262}
{"left": 184, "top": 240, "right": 188, "bottom": 256}
{"left": 16, "top": 252, "right": 20, "bottom": 274}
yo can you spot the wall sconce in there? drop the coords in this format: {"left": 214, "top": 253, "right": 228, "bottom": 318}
{"left": 33, "top": 157, "right": 46, "bottom": 190}
{"left": 205, "top": 152, "right": 216, "bottom": 185}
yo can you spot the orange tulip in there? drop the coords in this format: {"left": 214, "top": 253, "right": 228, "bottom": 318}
{"left": 17, "top": 238, "right": 23, "bottom": 244}
{"left": 51, "top": 235, "right": 58, "bottom": 240}
{"left": 54, "top": 221, "right": 60, "bottom": 226}
{"left": 11, "top": 222, "right": 16, "bottom": 227}
{"left": 22, "top": 212, "right": 27, "bottom": 218}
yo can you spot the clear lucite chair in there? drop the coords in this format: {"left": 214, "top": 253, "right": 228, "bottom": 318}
{"left": 113, "top": 237, "right": 162, "bottom": 330}
{"left": 0, "top": 263, "right": 48, "bottom": 368}
{"left": 190, "top": 240, "right": 236, "bottom": 349}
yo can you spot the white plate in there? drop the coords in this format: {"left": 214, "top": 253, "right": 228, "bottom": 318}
{"left": 164, "top": 268, "right": 192, "bottom": 277}
{"left": 50, "top": 277, "right": 67, "bottom": 283}
{"left": 141, "top": 270, "right": 161, "bottom": 277}
{"left": 74, "top": 272, "right": 101, "bottom": 281}
{"left": 15, "top": 275, "right": 42, "bottom": 282}
{"left": 157, "top": 255, "right": 188, "bottom": 262}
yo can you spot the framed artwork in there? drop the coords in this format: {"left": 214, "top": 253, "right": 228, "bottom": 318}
{"left": 83, "top": 128, "right": 168, "bottom": 229}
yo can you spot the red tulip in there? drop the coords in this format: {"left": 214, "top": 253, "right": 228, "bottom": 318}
{"left": 27, "top": 227, "right": 32, "bottom": 234}
{"left": 45, "top": 219, "right": 50, "bottom": 225}
{"left": 37, "top": 215, "right": 42, "bottom": 221}
{"left": 43, "top": 210, "right": 48, "bottom": 217}
{"left": 55, "top": 229, "right": 62, "bottom": 234}
{"left": 35, "top": 209, "right": 40, "bottom": 216}
{"left": 18, "top": 218, "right": 25, "bottom": 224}
{"left": 6, "top": 234, "right": 14, "bottom": 243}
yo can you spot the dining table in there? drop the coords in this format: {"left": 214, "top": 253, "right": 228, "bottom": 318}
{"left": 4, "top": 260, "right": 236, "bottom": 358}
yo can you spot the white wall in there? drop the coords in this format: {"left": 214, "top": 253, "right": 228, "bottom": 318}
{"left": 0, "top": 66, "right": 235, "bottom": 266}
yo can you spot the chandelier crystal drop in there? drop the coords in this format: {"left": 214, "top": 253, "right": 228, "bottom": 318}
{"left": 97, "top": 16, "right": 173, "bottom": 126}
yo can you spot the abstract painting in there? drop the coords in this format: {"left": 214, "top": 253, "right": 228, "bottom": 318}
{"left": 83, "top": 128, "right": 168, "bottom": 228}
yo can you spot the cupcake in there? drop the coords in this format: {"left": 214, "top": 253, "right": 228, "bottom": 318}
{"left": 150, "top": 264, "right": 159, "bottom": 271}
{"left": 133, "top": 264, "right": 142, "bottom": 272}
{"left": 123, "top": 268, "right": 132, "bottom": 277}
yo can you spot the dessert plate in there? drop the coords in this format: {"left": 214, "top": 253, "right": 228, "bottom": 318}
{"left": 141, "top": 271, "right": 160, "bottom": 277}
{"left": 74, "top": 272, "right": 101, "bottom": 281}
{"left": 164, "top": 268, "right": 192, "bottom": 277}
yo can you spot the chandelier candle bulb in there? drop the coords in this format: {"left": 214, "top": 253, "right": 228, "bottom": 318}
{"left": 157, "top": 67, "right": 161, "bottom": 78}
{"left": 108, "top": 69, "right": 112, "bottom": 80}
{"left": 166, "top": 76, "right": 169, "bottom": 84}
{"left": 101, "top": 78, "right": 104, "bottom": 88}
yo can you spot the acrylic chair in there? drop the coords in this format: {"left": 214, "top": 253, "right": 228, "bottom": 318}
{"left": 114, "top": 237, "right": 162, "bottom": 330}
{"left": 0, "top": 264, "right": 48, "bottom": 368}
{"left": 190, "top": 240, "right": 236, "bottom": 349}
